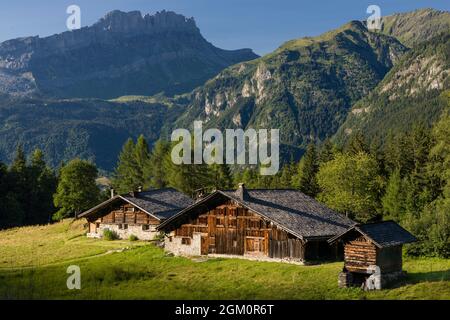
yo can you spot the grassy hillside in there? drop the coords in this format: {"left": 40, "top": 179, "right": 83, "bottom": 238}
{"left": 381, "top": 8, "right": 450, "bottom": 48}
{"left": 0, "top": 220, "right": 448, "bottom": 299}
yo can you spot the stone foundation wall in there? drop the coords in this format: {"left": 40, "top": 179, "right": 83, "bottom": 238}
{"left": 164, "top": 232, "right": 202, "bottom": 256}
{"left": 338, "top": 269, "right": 406, "bottom": 290}
{"left": 87, "top": 223, "right": 158, "bottom": 240}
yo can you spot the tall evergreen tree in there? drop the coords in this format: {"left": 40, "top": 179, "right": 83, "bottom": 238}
{"left": 163, "top": 140, "right": 212, "bottom": 195}
{"left": 298, "top": 143, "right": 320, "bottom": 197}
{"left": 345, "top": 132, "right": 369, "bottom": 155}
{"left": 147, "top": 140, "right": 171, "bottom": 189}
{"left": 9, "top": 145, "right": 29, "bottom": 224}
{"left": 318, "top": 138, "right": 335, "bottom": 164}
{"left": 210, "top": 163, "right": 233, "bottom": 190}
{"left": 134, "top": 134, "right": 151, "bottom": 188}
{"left": 381, "top": 169, "right": 404, "bottom": 221}
{"left": 29, "top": 149, "right": 57, "bottom": 224}
{"left": 113, "top": 138, "right": 140, "bottom": 193}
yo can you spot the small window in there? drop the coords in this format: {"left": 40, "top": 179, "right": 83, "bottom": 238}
{"left": 142, "top": 224, "right": 150, "bottom": 231}
{"left": 118, "top": 224, "right": 123, "bottom": 229}
{"left": 169, "top": 237, "right": 173, "bottom": 242}
{"left": 95, "top": 223, "right": 100, "bottom": 228}
{"left": 181, "top": 238, "right": 191, "bottom": 245}
{"left": 123, "top": 224, "right": 128, "bottom": 230}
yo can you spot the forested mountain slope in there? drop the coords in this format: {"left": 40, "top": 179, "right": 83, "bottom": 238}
{"left": 175, "top": 21, "right": 407, "bottom": 151}
{"left": 0, "top": 95, "right": 186, "bottom": 170}
{"left": 334, "top": 34, "right": 450, "bottom": 145}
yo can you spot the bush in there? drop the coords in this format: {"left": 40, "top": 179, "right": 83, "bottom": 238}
{"left": 103, "top": 229, "right": 118, "bottom": 241}
{"left": 129, "top": 234, "right": 138, "bottom": 241}
{"left": 153, "top": 232, "right": 165, "bottom": 241}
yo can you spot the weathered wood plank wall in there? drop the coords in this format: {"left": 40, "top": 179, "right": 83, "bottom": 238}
{"left": 172, "top": 200, "right": 305, "bottom": 260}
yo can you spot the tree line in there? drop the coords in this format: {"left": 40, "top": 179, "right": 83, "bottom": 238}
{"left": 0, "top": 109, "right": 448, "bottom": 258}
{"left": 0, "top": 147, "right": 101, "bottom": 229}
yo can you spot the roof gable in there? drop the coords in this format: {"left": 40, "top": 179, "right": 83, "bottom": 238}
{"left": 79, "top": 188, "right": 193, "bottom": 220}
{"left": 328, "top": 221, "right": 417, "bottom": 248}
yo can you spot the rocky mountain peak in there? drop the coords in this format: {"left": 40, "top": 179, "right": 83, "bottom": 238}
{"left": 93, "top": 10, "right": 199, "bottom": 35}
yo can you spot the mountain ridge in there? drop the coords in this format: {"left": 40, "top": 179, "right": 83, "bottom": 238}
{"left": 174, "top": 20, "right": 408, "bottom": 152}
{"left": 0, "top": 10, "right": 258, "bottom": 99}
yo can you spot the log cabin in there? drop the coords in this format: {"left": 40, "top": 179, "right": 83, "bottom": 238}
{"left": 157, "top": 183, "right": 355, "bottom": 263}
{"left": 328, "top": 221, "right": 417, "bottom": 289}
{"left": 78, "top": 188, "right": 193, "bottom": 240}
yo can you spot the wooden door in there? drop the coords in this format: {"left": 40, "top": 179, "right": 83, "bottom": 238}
{"left": 245, "top": 237, "right": 265, "bottom": 255}
{"left": 201, "top": 236, "right": 209, "bottom": 255}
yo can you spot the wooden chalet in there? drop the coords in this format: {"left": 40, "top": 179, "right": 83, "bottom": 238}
{"left": 328, "top": 221, "right": 417, "bottom": 289}
{"left": 78, "top": 188, "right": 193, "bottom": 240}
{"left": 157, "top": 184, "right": 354, "bottom": 263}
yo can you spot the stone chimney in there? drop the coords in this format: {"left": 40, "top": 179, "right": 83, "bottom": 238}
{"left": 237, "top": 183, "right": 249, "bottom": 201}
{"left": 110, "top": 188, "right": 115, "bottom": 199}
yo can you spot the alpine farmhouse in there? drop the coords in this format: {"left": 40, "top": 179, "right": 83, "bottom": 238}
{"left": 158, "top": 184, "right": 355, "bottom": 263}
{"left": 79, "top": 188, "right": 193, "bottom": 240}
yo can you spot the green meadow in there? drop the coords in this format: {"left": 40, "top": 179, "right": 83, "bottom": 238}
{"left": 0, "top": 219, "right": 448, "bottom": 300}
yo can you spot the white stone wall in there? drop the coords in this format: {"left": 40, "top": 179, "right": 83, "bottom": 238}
{"left": 87, "top": 223, "right": 159, "bottom": 240}
{"left": 164, "top": 231, "right": 202, "bottom": 256}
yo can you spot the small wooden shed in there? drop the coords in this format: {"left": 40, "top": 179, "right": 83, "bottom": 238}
{"left": 328, "top": 221, "right": 417, "bottom": 289}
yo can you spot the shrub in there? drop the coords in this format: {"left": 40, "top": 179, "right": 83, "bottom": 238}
{"left": 129, "top": 234, "right": 138, "bottom": 241}
{"left": 103, "top": 229, "right": 118, "bottom": 241}
{"left": 153, "top": 232, "right": 165, "bottom": 241}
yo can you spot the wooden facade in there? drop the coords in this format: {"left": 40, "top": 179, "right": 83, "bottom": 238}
{"left": 87, "top": 202, "right": 160, "bottom": 233}
{"left": 84, "top": 201, "right": 162, "bottom": 240}
{"left": 166, "top": 199, "right": 341, "bottom": 261}
{"left": 334, "top": 230, "right": 405, "bottom": 274}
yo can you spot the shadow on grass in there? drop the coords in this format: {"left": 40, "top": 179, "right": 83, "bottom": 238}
{"left": 389, "top": 269, "right": 450, "bottom": 289}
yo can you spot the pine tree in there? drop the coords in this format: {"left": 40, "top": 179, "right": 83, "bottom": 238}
{"left": 11, "top": 144, "right": 26, "bottom": 172}
{"left": 278, "top": 162, "right": 295, "bottom": 188}
{"left": 240, "top": 167, "right": 258, "bottom": 188}
{"left": 0, "top": 162, "right": 24, "bottom": 228}
{"left": 298, "top": 143, "right": 320, "bottom": 197}
{"left": 147, "top": 140, "right": 170, "bottom": 189}
{"left": 318, "top": 138, "right": 335, "bottom": 164}
{"left": 29, "top": 149, "right": 57, "bottom": 224}
{"left": 345, "top": 132, "right": 369, "bottom": 155}
{"left": 113, "top": 138, "right": 140, "bottom": 193}
{"left": 210, "top": 163, "right": 233, "bottom": 190}
{"left": 163, "top": 140, "right": 212, "bottom": 195}
{"left": 134, "top": 135, "right": 151, "bottom": 188}
{"left": 9, "top": 145, "right": 29, "bottom": 224}
{"left": 381, "top": 169, "right": 404, "bottom": 221}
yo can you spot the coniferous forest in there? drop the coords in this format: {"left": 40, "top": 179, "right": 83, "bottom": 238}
{"left": 0, "top": 7, "right": 448, "bottom": 263}
{"left": 1, "top": 99, "right": 448, "bottom": 258}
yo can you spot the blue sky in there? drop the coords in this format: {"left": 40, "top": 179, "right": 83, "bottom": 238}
{"left": 0, "top": 0, "right": 448, "bottom": 55}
